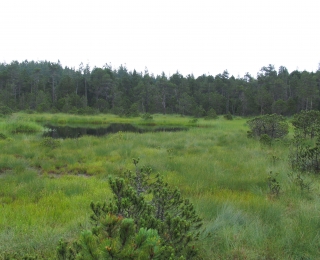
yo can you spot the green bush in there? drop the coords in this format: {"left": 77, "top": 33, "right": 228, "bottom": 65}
{"left": 41, "top": 137, "right": 61, "bottom": 149}
{"left": 69, "top": 106, "right": 78, "bottom": 114}
{"left": 247, "top": 114, "right": 288, "bottom": 139}
{"left": 290, "top": 112, "right": 320, "bottom": 174}
{"left": 36, "top": 102, "right": 51, "bottom": 113}
{"left": 223, "top": 112, "right": 233, "bottom": 120}
{"left": 127, "top": 103, "right": 140, "bottom": 117}
{"left": 290, "top": 135, "right": 320, "bottom": 174}
{"left": 0, "top": 133, "right": 7, "bottom": 140}
{"left": 260, "top": 134, "right": 272, "bottom": 146}
{"left": 267, "top": 171, "right": 281, "bottom": 197}
{"left": 205, "top": 108, "right": 218, "bottom": 120}
{"left": 58, "top": 159, "right": 205, "bottom": 259}
{"left": 287, "top": 172, "right": 312, "bottom": 193}
{"left": 0, "top": 105, "right": 13, "bottom": 116}
{"left": 57, "top": 216, "right": 162, "bottom": 260}
{"left": 292, "top": 110, "right": 320, "bottom": 139}
{"left": 194, "top": 106, "right": 206, "bottom": 118}
{"left": 189, "top": 118, "right": 198, "bottom": 124}
{"left": 246, "top": 130, "right": 253, "bottom": 138}
{"left": 141, "top": 113, "right": 153, "bottom": 120}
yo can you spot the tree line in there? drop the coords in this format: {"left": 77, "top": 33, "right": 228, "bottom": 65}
{"left": 0, "top": 60, "right": 319, "bottom": 116}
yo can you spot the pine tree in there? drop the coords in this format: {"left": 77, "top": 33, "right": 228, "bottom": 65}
{"left": 57, "top": 158, "right": 205, "bottom": 259}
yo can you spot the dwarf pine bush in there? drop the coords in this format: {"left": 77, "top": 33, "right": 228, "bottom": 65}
{"left": 40, "top": 137, "right": 60, "bottom": 149}
{"left": 57, "top": 216, "right": 162, "bottom": 260}
{"left": 247, "top": 114, "right": 288, "bottom": 139}
{"left": 141, "top": 113, "right": 153, "bottom": 120}
{"left": 57, "top": 158, "right": 205, "bottom": 259}
{"left": 267, "top": 171, "right": 281, "bottom": 197}
{"left": 290, "top": 134, "right": 320, "bottom": 174}
{"left": 290, "top": 110, "right": 320, "bottom": 174}
{"left": 292, "top": 110, "right": 320, "bottom": 139}
{"left": 205, "top": 108, "right": 218, "bottom": 120}
{"left": 223, "top": 112, "right": 233, "bottom": 120}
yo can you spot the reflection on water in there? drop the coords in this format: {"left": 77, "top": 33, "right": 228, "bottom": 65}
{"left": 43, "top": 123, "right": 187, "bottom": 138}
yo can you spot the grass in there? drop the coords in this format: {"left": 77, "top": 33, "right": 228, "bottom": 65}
{"left": 1, "top": 113, "right": 320, "bottom": 259}
{"left": 0, "top": 115, "right": 44, "bottom": 135}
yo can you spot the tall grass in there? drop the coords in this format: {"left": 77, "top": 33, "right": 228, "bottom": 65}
{"left": 0, "top": 170, "right": 110, "bottom": 257}
{"left": 1, "top": 113, "right": 320, "bottom": 259}
{"left": 0, "top": 116, "right": 43, "bottom": 135}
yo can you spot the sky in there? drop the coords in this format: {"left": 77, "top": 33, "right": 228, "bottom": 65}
{"left": 1, "top": 0, "right": 319, "bottom": 78}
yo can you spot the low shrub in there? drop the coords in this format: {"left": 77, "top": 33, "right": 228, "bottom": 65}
{"left": 260, "top": 134, "right": 272, "bottom": 146}
{"left": 0, "top": 133, "right": 7, "bottom": 139}
{"left": 0, "top": 105, "right": 13, "bottom": 116}
{"left": 189, "top": 118, "right": 198, "bottom": 124}
{"left": 292, "top": 110, "right": 320, "bottom": 139}
{"left": 57, "top": 159, "right": 205, "bottom": 259}
{"left": 267, "top": 171, "right": 281, "bottom": 197}
{"left": 141, "top": 113, "right": 153, "bottom": 120}
{"left": 224, "top": 112, "right": 233, "bottom": 120}
{"left": 247, "top": 114, "right": 288, "bottom": 139}
{"left": 205, "top": 108, "right": 218, "bottom": 120}
{"left": 40, "top": 137, "right": 60, "bottom": 149}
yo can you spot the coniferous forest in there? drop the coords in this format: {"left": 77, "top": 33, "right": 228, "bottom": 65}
{"left": 1, "top": 60, "right": 320, "bottom": 116}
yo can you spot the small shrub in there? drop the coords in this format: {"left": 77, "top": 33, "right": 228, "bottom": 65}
{"left": 141, "top": 113, "right": 153, "bottom": 120}
{"left": 270, "top": 154, "right": 280, "bottom": 165}
{"left": 58, "top": 159, "right": 205, "bottom": 259}
{"left": 287, "top": 172, "right": 312, "bottom": 193}
{"left": 205, "top": 108, "right": 218, "bottom": 120}
{"left": 224, "top": 112, "right": 233, "bottom": 120}
{"left": 0, "top": 133, "right": 7, "bottom": 140}
{"left": 127, "top": 103, "right": 140, "bottom": 117}
{"left": 267, "top": 171, "right": 281, "bottom": 197}
{"left": 69, "top": 106, "right": 78, "bottom": 114}
{"left": 247, "top": 114, "right": 288, "bottom": 139}
{"left": 41, "top": 137, "right": 60, "bottom": 149}
{"left": 0, "top": 105, "right": 13, "bottom": 116}
{"left": 292, "top": 110, "right": 320, "bottom": 139}
{"left": 260, "top": 134, "right": 272, "bottom": 146}
{"left": 290, "top": 113, "right": 320, "bottom": 174}
{"left": 290, "top": 136, "right": 320, "bottom": 174}
{"left": 36, "top": 102, "right": 50, "bottom": 113}
{"left": 194, "top": 106, "right": 206, "bottom": 117}
{"left": 189, "top": 118, "right": 198, "bottom": 124}
{"left": 76, "top": 108, "right": 86, "bottom": 115}
{"left": 57, "top": 217, "right": 161, "bottom": 260}
{"left": 246, "top": 130, "right": 253, "bottom": 138}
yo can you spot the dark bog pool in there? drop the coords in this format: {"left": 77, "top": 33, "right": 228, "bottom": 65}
{"left": 43, "top": 123, "right": 187, "bottom": 138}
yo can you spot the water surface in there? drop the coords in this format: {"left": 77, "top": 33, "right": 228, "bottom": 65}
{"left": 43, "top": 123, "right": 187, "bottom": 138}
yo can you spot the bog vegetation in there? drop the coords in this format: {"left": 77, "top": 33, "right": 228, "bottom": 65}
{"left": 1, "top": 110, "right": 320, "bottom": 259}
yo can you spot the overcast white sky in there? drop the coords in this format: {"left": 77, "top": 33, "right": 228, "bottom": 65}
{"left": 1, "top": 0, "right": 319, "bottom": 78}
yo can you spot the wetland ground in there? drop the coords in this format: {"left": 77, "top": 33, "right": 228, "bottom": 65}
{"left": 1, "top": 113, "right": 319, "bottom": 259}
